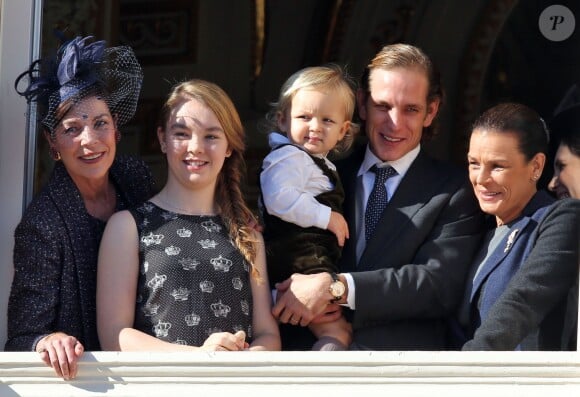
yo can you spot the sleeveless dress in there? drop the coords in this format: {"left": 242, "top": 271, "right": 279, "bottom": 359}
{"left": 129, "top": 202, "right": 253, "bottom": 346}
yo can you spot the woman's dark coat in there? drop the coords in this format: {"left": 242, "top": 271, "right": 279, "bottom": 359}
{"left": 5, "top": 156, "right": 153, "bottom": 351}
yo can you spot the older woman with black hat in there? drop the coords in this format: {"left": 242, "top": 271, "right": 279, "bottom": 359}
{"left": 5, "top": 36, "right": 153, "bottom": 379}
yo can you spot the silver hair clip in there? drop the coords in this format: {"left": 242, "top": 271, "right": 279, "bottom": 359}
{"left": 504, "top": 228, "right": 519, "bottom": 253}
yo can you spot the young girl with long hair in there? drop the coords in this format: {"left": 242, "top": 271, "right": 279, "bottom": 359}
{"left": 97, "top": 80, "right": 280, "bottom": 351}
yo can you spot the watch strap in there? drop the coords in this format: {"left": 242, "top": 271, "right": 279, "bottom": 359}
{"left": 328, "top": 272, "right": 344, "bottom": 303}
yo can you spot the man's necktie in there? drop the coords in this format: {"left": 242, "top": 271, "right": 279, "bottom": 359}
{"left": 365, "top": 165, "right": 397, "bottom": 241}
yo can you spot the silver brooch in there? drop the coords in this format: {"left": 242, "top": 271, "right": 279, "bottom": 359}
{"left": 504, "top": 229, "right": 519, "bottom": 253}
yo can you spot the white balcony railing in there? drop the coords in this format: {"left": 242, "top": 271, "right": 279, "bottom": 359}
{"left": 1, "top": 351, "right": 580, "bottom": 396}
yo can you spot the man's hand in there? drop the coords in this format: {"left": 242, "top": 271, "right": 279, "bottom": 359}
{"left": 273, "top": 273, "right": 333, "bottom": 326}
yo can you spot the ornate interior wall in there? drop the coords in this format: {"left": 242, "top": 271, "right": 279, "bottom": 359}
{"left": 31, "top": 0, "right": 580, "bottom": 201}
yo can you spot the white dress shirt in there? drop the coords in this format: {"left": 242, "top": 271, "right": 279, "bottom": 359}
{"left": 260, "top": 132, "right": 336, "bottom": 229}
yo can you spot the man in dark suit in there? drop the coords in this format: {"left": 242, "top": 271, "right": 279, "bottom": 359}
{"left": 272, "top": 43, "right": 484, "bottom": 350}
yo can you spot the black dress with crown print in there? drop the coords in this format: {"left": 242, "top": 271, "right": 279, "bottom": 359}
{"left": 130, "top": 202, "right": 253, "bottom": 346}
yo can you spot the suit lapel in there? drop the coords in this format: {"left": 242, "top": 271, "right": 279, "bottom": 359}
{"left": 47, "top": 162, "right": 96, "bottom": 267}
{"left": 358, "top": 151, "right": 445, "bottom": 268}
{"left": 46, "top": 161, "right": 117, "bottom": 341}
{"left": 337, "top": 147, "right": 364, "bottom": 271}
{"left": 470, "top": 216, "right": 532, "bottom": 301}
{"left": 469, "top": 191, "right": 555, "bottom": 302}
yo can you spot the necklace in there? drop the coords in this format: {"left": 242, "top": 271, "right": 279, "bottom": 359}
{"left": 155, "top": 195, "right": 217, "bottom": 216}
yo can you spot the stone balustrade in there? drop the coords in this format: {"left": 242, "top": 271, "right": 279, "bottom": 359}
{"left": 1, "top": 351, "right": 579, "bottom": 396}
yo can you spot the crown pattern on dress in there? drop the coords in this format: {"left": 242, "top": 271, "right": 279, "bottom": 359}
{"left": 179, "top": 257, "right": 200, "bottom": 271}
{"left": 153, "top": 320, "right": 172, "bottom": 338}
{"left": 201, "top": 220, "right": 221, "bottom": 232}
{"left": 141, "top": 232, "right": 164, "bottom": 246}
{"left": 141, "top": 261, "right": 149, "bottom": 274}
{"left": 185, "top": 312, "right": 201, "bottom": 326}
{"left": 147, "top": 273, "right": 167, "bottom": 291}
{"left": 210, "top": 255, "right": 233, "bottom": 272}
{"left": 232, "top": 277, "right": 243, "bottom": 290}
{"left": 173, "top": 339, "right": 187, "bottom": 346}
{"left": 210, "top": 300, "right": 231, "bottom": 318}
{"left": 177, "top": 228, "right": 192, "bottom": 238}
{"left": 161, "top": 211, "right": 179, "bottom": 220}
{"left": 206, "top": 327, "right": 222, "bottom": 336}
{"left": 142, "top": 303, "right": 160, "bottom": 317}
{"left": 240, "top": 299, "right": 250, "bottom": 316}
{"left": 165, "top": 245, "right": 181, "bottom": 256}
{"left": 138, "top": 202, "right": 155, "bottom": 213}
{"left": 171, "top": 287, "right": 191, "bottom": 301}
{"left": 199, "top": 280, "right": 215, "bottom": 293}
{"left": 198, "top": 239, "right": 218, "bottom": 249}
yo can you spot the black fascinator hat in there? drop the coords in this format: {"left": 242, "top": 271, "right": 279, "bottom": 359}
{"left": 549, "top": 83, "right": 580, "bottom": 158}
{"left": 550, "top": 104, "right": 580, "bottom": 137}
{"left": 549, "top": 103, "right": 580, "bottom": 157}
{"left": 14, "top": 36, "right": 143, "bottom": 133}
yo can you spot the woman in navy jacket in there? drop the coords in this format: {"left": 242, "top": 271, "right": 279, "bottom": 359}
{"left": 455, "top": 103, "right": 579, "bottom": 350}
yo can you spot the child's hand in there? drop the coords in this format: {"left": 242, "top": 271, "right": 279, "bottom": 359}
{"left": 234, "top": 330, "right": 250, "bottom": 349}
{"left": 327, "top": 211, "right": 349, "bottom": 247}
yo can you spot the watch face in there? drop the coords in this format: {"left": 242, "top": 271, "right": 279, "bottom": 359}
{"left": 331, "top": 281, "right": 345, "bottom": 298}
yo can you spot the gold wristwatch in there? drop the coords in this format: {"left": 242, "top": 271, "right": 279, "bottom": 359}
{"left": 328, "top": 272, "right": 346, "bottom": 303}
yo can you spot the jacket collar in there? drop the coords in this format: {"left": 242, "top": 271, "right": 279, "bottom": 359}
{"left": 470, "top": 190, "right": 555, "bottom": 301}
{"left": 358, "top": 149, "right": 450, "bottom": 264}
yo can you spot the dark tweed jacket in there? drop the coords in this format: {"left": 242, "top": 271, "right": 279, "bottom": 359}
{"left": 5, "top": 156, "right": 153, "bottom": 351}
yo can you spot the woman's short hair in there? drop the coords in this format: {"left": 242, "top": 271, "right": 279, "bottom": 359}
{"left": 472, "top": 102, "right": 549, "bottom": 161}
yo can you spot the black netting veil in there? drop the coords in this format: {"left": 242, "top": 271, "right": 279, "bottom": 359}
{"left": 15, "top": 36, "right": 143, "bottom": 133}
